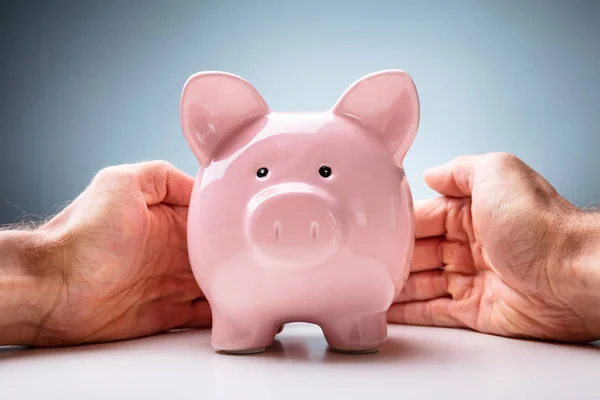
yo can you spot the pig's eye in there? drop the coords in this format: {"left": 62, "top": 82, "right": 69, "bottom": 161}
{"left": 319, "top": 165, "right": 332, "bottom": 178}
{"left": 256, "top": 167, "right": 269, "bottom": 178}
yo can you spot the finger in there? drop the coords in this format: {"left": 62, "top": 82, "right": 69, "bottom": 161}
{"left": 179, "top": 299, "right": 212, "bottom": 329}
{"left": 92, "top": 161, "right": 195, "bottom": 207}
{"left": 387, "top": 298, "right": 465, "bottom": 328}
{"left": 395, "top": 270, "right": 449, "bottom": 302}
{"left": 170, "top": 204, "right": 190, "bottom": 223}
{"left": 440, "top": 241, "right": 476, "bottom": 274}
{"left": 424, "top": 155, "right": 479, "bottom": 197}
{"left": 415, "top": 196, "right": 472, "bottom": 244}
{"left": 177, "top": 274, "right": 204, "bottom": 303}
{"left": 412, "top": 238, "right": 475, "bottom": 273}
{"left": 134, "top": 160, "right": 195, "bottom": 207}
{"left": 412, "top": 237, "right": 443, "bottom": 271}
{"left": 414, "top": 197, "right": 448, "bottom": 238}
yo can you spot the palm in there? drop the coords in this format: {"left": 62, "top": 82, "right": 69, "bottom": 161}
{"left": 415, "top": 199, "right": 576, "bottom": 340}
{"left": 389, "top": 153, "right": 594, "bottom": 342}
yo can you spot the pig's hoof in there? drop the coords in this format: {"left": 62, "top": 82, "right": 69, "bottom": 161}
{"left": 220, "top": 348, "right": 266, "bottom": 355}
{"left": 330, "top": 347, "right": 380, "bottom": 355}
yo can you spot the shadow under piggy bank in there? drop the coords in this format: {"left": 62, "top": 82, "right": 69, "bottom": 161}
{"left": 214, "top": 327, "right": 446, "bottom": 365}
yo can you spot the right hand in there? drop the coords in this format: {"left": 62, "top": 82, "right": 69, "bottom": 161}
{"left": 388, "top": 152, "right": 600, "bottom": 342}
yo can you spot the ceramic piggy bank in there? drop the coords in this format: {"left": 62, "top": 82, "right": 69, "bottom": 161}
{"left": 180, "top": 70, "right": 419, "bottom": 354}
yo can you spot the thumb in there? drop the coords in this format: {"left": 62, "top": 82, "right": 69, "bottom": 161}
{"left": 424, "top": 155, "right": 479, "bottom": 197}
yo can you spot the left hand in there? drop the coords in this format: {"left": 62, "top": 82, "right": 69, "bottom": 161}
{"left": 386, "top": 153, "right": 600, "bottom": 342}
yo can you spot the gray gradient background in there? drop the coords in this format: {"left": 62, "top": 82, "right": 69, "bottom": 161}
{"left": 1, "top": 0, "right": 599, "bottom": 225}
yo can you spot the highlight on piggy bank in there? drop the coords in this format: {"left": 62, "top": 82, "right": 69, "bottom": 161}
{"left": 180, "top": 70, "right": 419, "bottom": 354}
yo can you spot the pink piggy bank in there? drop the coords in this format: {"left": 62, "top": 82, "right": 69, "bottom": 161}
{"left": 180, "top": 70, "right": 419, "bottom": 354}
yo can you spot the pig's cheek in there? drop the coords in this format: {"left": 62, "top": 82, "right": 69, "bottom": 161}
{"left": 190, "top": 180, "right": 266, "bottom": 308}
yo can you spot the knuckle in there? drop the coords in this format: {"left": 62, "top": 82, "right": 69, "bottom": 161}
{"left": 93, "top": 164, "right": 134, "bottom": 185}
{"left": 444, "top": 197, "right": 473, "bottom": 242}
{"left": 435, "top": 270, "right": 448, "bottom": 293}
{"left": 137, "top": 160, "right": 174, "bottom": 179}
{"left": 454, "top": 154, "right": 474, "bottom": 164}
{"left": 150, "top": 159, "right": 173, "bottom": 169}
{"left": 146, "top": 159, "right": 173, "bottom": 171}
{"left": 487, "top": 152, "right": 520, "bottom": 169}
{"left": 94, "top": 165, "right": 120, "bottom": 180}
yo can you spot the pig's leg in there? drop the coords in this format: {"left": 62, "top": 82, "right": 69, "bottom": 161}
{"left": 320, "top": 311, "right": 388, "bottom": 353}
{"left": 210, "top": 311, "right": 279, "bottom": 354}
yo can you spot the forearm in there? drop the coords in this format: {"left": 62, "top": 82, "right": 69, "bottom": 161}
{"left": 0, "top": 228, "right": 65, "bottom": 346}
{"left": 561, "top": 211, "right": 600, "bottom": 338}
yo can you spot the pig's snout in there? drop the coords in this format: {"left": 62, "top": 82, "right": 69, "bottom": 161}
{"left": 272, "top": 220, "right": 320, "bottom": 241}
{"left": 246, "top": 183, "right": 346, "bottom": 268}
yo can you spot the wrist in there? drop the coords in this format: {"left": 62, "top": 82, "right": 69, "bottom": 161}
{"left": 557, "top": 211, "right": 600, "bottom": 339}
{"left": 0, "top": 228, "right": 69, "bottom": 346}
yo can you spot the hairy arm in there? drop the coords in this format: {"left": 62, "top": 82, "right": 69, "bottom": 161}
{"left": 0, "top": 228, "right": 66, "bottom": 346}
{"left": 562, "top": 212, "right": 600, "bottom": 336}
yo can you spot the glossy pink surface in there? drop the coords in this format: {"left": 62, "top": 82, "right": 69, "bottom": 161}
{"left": 180, "top": 70, "right": 419, "bottom": 354}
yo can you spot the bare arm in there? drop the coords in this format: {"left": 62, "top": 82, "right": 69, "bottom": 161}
{"left": 0, "top": 229, "right": 65, "bottom": 346}
{"left": 563, "top": 213, "right": 600, "bottom": 336}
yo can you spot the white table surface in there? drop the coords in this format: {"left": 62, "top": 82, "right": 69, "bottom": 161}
{"left": 1, "top": 323, "right": 598, "bottom": 399}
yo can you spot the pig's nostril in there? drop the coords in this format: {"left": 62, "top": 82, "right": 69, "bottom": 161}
{"left": 310, "top": 221, "right": 319, "bottom": 239}
{"left": 273, "top": 221, "right": 282, "bottom": 239}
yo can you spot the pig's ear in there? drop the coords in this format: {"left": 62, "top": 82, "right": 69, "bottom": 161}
{"left": 180, "top": 72, "right": 270, "bottom": 167}
{"left": 331, "top": 70, "right": 419, "bottom": 166}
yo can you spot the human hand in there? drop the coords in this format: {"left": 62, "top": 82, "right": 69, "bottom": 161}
{"left": 0, "top": 161, "right": 211, "bottom": 347}
{"left": 388, "top": 153, "right": 600, "bottom": 342}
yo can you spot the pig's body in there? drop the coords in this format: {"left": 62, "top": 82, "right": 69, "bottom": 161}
{"left": 181, "top": 70, "right": 419, "bottom": 353}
